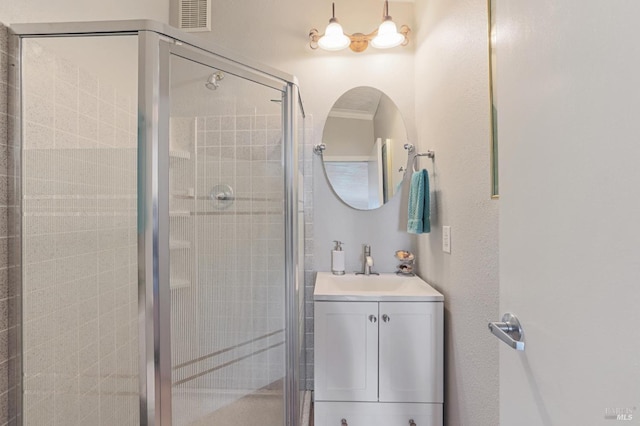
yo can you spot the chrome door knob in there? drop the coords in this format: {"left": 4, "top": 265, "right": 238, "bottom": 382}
{"left": 368, "top": 315, "right": 377, "bottom": 323}
{"left": 488, "top": 312, "right": 525, "bottom": 351}
{"left": 382, "top": 314, "right": 390, "bottom": 322}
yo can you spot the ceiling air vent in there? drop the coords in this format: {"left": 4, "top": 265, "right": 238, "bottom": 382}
{"left": 179, "top": 0, "right": 211, "bottom": 32}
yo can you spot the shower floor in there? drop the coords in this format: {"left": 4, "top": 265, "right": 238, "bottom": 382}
{"left": 173, "top": 380, "right": 284, "bottom": 426}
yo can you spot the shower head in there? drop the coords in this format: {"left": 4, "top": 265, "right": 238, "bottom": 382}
{"left": 205, "top": 71, "right": 224, "bottom": 90}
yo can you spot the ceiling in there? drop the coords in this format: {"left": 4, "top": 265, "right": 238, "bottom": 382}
{"left": 329, "top": 86, "right": 383, "bottom": 120}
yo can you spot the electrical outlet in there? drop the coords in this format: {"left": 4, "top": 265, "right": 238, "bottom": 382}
{"left": 442, "top": 226, "right": 451, "bottom": 253}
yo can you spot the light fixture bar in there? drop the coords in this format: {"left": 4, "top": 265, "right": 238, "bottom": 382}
{"left": 309, "top": 0, "right": 410, "bottom": 53}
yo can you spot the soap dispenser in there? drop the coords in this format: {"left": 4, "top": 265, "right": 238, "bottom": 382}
{"left": 331, "top": 241, "right": 345, "bottom": 275}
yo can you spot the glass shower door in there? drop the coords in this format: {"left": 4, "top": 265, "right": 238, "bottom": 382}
{"left": 167, "top": 51, "right": 287, "bottom": 426}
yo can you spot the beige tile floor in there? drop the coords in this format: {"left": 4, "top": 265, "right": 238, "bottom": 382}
{"left": 173, "top": 380, "right": 315, "bottom": 426}
{"left": 190, "top": 391, "right": 284, "bottom": 426}
{"left": 174, "top": 380, "right": 284, "bottom": 426}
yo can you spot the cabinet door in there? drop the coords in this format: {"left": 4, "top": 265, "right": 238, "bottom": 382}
{"left": 378, "top": 302, "right": 444, "bottom": 403}
{"left": 314, "top": 302, "right": 379, "bottom": 401}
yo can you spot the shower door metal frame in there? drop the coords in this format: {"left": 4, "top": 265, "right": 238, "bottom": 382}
{"left": 151, "top": 35, "right": 301, "bottom": 426}
{"left": 10, "top": 20, "right": 304, "bottom": 426}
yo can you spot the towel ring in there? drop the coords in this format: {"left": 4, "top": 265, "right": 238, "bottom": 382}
{"left": 412, "top": 155, "right": 420, "bottom": 172}
{"left": 404, "top": 143, "right": 435, "bottom": 172}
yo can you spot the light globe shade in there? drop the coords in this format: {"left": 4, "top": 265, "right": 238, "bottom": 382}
{"left": 371, "top": 19, "right": 404, "bottom": 49}
{"left": 318, "top": 21, "right": 350, "bottom": 51}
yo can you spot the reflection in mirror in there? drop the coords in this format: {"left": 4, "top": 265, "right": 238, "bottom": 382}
{"left": 321, "top": 87, "right": 408, "bottom": 210}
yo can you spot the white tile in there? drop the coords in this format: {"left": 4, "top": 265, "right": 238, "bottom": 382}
{"left": 266, "top": 114, "right": 281, "bottom": 130}
{"left": 115, "top": 92, "right": 130, "bottom": 112}
{"left": 254, "top": 115, "right": 266, "bottom": 129}
{"left": 98, "top": 122, "right": 115, "bottom": 146}
{"left": 78, "top": 115, "right": 98, "bottom": 141}
{"left": 54, "top": 105, "right": 78, "bottom": 135}
{"left": 24, "top": 93, "right": 54, "bottom": 128}
{"left": 55, "top": 79, "right": 78, "bottom": 111}
{"left": 221, "top": 116, "right": 235, "bottom": 130}
{"left": 79, "top": 91, "right": 98, "bottom": 118}
{"left": 98, "top": 98, "right": 115, "bottom": 124}
{"left": 54, "top": 130, "right": 78, "bottom": 148}
{"left": 55, "top": 57, "right": 79, "bottom": 87}
{"left": 236, "top": 115, "right": 252, "bottom": 130}
{"left": 205, "top": 115, "right": 220, "bottom": 131}
{"left": 79, "top": 68, "right": 98, "bottom": 96}
{"left": 98, "top": 81, "right": 115, "bottom": 104}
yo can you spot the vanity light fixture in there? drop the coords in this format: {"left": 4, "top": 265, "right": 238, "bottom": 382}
{"left": 309, "top": 1, "right": 410, "bottom": 53}
{"left": 316, "top": 3, "right": 351, "bottom": 51}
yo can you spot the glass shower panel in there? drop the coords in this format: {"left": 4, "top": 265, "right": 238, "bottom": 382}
{"left": 168, "top": 54, "right": 286, "bottom": 425}
{"left": 21, "top": 36, "right": 139, "bottom": 425}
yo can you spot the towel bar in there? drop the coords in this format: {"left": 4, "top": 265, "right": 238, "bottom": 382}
{"left": 404, "top": 143, "right": 435, "bottom": 159}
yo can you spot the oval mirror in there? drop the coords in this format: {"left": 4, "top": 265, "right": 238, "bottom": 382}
{"left": 321, "top": 87, "right": 408, "bottom": 210}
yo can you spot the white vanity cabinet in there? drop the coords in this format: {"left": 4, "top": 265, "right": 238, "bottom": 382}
{"left": 313, "top": 272, "right": 444, "bottom": 426}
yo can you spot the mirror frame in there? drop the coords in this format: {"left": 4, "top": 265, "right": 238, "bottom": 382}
{"left": 488, "top": 0, "right": 499, "bottom": 199}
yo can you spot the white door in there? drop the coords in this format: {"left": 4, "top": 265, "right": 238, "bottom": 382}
{"left": 378, "top": 302, "right": 443, "bottom": 403}
{"left": 498, "top": 1, "right": 640, "bottom": 424}
{"left": 314, "top": 302, "right": 379, "bottom": 402}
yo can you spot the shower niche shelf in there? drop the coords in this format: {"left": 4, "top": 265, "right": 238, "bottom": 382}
{"left": 170, "top": 149, "right": 191, "bottom": 160}
{"left": 170, "top": 240, "right": 191, "bottom": 250}
{"left": 171, "top": 188, "right": 195, "bottom": 199}
{"left": 170, "top": 278, "right": 191, "bottom": 290}
{"left": 169, "top": 129, "right": 195, "bottom": 293}
{"left": 170, "top": 210, "right": 190, "bottom": 217}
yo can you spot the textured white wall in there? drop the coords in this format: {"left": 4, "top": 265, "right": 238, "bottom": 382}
{"left": 0, "top": 0, "right": 169, "bottom": 25}
{"left": 413, "top": 0, "right": 499, "bottom": 425}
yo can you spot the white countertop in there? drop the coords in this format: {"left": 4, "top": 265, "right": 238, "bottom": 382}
{"left": 313, "top": 272, "right": 444, "bottom": 302}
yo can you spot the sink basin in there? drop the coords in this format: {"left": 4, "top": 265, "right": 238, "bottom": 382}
{"left": 313, "top": 272, "right": 444, "bottom": 301}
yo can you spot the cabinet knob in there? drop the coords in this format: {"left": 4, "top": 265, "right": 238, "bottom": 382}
{"left": 382, "top": 314, "right": 390, "bottom": 322}
{"left": 368, "top": 315, "right": 377, "bottom": 323}
{"left": 409, "top": 420, "right": 417, "bottom": 426}
{"left": 341, "top": 419, "right": 348, "bottom": 426}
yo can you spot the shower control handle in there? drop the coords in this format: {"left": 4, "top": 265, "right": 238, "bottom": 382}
{"left": 368, "top": 315, "right": 377, "bottom": 323}
{"left": 382, "top": 314, "right": 390, "bottom": 322}
{"left": 341, "top": 419, "right": 348, "bottom": 426}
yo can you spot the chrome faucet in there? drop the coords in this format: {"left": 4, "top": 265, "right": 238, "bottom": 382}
{"left": 356, "top": 244, "right": 379, "bottom": 276}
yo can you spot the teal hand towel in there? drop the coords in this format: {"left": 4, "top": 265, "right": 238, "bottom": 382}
{"left": 407, "top": 169, "right": 431, "bottom": 234}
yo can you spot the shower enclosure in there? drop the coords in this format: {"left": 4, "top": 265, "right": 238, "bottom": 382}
{"left": 9, "top": 20, "right": 306, "bottom": 425}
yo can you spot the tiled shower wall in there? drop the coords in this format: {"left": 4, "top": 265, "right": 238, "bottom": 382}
{"left": 0, "top": 22, "right": 18, "bottom": 426}
{"left": 170, "top": 113, "right": 286, "bottom": 403}
{"left": 195, "top": 113, "right": 285, "bottom": 390}
{"left": 21, "top": 40, "right": 139, "bottom": 425}
{"left": 168, "top": 107, "right": 314, "bottom": 423}
{"left": 302, "top": 117, "right": 314, "bottom": 390}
